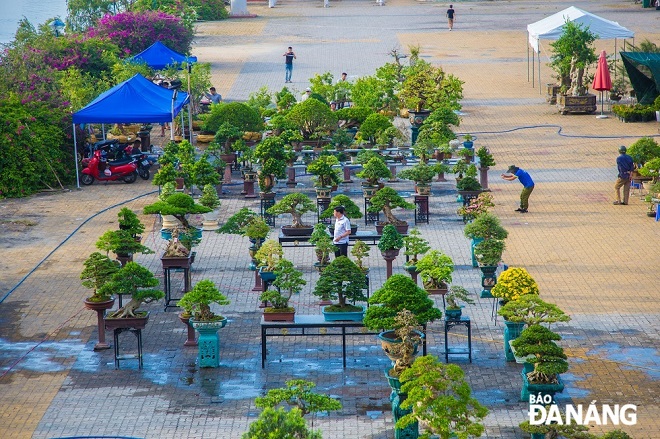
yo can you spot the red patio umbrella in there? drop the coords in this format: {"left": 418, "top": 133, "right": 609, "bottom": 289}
{"left": 592, "top": 50, "right": 612, "bottom": 118}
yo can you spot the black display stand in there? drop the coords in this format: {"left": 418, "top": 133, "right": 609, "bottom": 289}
{"left": 260, "top": 195, "right": 276, "bottom": 226}
{"left": 414, "top": 195, "right": 429, "bottom": 224}
{"left": 364, "top": 198, "right": 380, "bottom": 226}
{"left": 444, "top": 316, "right": 472, "bottom": 363}
{"left": 317, "top": 197, "right": 331, "bottom": 224}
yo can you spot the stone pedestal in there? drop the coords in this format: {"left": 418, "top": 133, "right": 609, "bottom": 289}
{"left": 191, "top": 319, "right": 227, "bottom": 368}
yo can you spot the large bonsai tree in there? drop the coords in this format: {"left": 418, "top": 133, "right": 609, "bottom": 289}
{"left": 319, "top": 194, "right": 363, "bottom": 221}
{"left": 549, "top": 20, "right": 597, "bottom": 96}
{"left": 511, "top": 325, "right": 569, "bottom": 384}
{"left": 81, "top": 252, "right": 120, "bottom": 302}
{"left": 399, "top": 59, "right": 464, "bottom": 112}
{"left": 313, "top": 256, "right": 367, "bottom": 309}
{"left": 143, "top": 193, "right": 211, "bottom": 230}
{"left": 266, "top": 193, "right": 316, "bottom": 228}
{"left": 99, "top": 262, "right": 164, "bottom": 318}
{"left": 368, "top": 187, "right": 415, "bottom": 225}
{"left": 285, "top": 98, "right": 338, "bottom": 140}
{"left": 307, "top": 155, "right": 341, "bottom": 188}
{"left": 178, "top": 279, "right": 230, "bottom": 322}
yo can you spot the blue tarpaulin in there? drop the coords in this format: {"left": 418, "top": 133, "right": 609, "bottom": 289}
{"left": 129, "top": 41, "right": 197, "bottom": 70}
{"left": 72, "top": 74, "right": 189, "bottom": 124}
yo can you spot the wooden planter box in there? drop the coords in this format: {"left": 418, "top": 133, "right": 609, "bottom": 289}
{"left": 161, "top": 252, "right": 193, "bottom": 269}
{"left": 557, "top": 94, "right": 596, "bottom": 115}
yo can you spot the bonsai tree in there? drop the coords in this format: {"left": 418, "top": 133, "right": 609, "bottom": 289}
{"left": 356, "top": 157, "right": 392, "bottom": 186}
{"left": 473, "top": 239, "right": 506, "bottom": 267}
{"left": 456, "top": 192, "right": 494, "bottom": 222}
{"left": 178, "top": 279, "right": 230, "bottom": 322}
{"left": 398, "top": 355, "right": 489, "bottom": 439}
{"left": 402, "top": 228, "right": 430, "bottom": 266}
{"left": 463, "top": 213, "right": 508, "bottom": 241}
{"left": 368, "top": 187, "right": 415, "bottom": 225}
{"left": 261, "top": 259, "right": 306, "bottom": 312}
{"left": 163, "top": 229, "right": 191, "bottom": 257}
{"left": 491, "top": 267, "right": 540, "bottom": 304}
{"left": 95, "top": 229, "right": 153, "bottom": 258}
{"left": 452, "top": 159, "right": 469, "bottom": 179}
{"left": 190, "top": 152, "right": 222, "bottom": 190}
{"left": 210, "top": 122, "right": 246, "bottom": 155}
{"left": 415, "top": 105, "right": 461, "bottom": 151}
{"left": 351, "top": 240, "right": 370, "bottom": 274}
{"left": 397, "top": 163, "right": 439, "bottom": 185}
{"left": 266, "top": 193, "right": 316, "bottom": 229}
{"left": 416, "top": 250, "right": 454, "bottom": 291}
{"left": 638, "top": 157, "right": 660, "bottom": 182}
{"left": 377, "top": 224, "right": 404, "bottom": 253}
{"left": 285, "top": 98, "right": 338, "bottom": 141}
{"left": 307, "top": 155, "right": 341, "bottom": 188}
{"left": 383, "top": 309, "right": 425, "bottom": 377}
{"left": 399, "top": 59, "right": 464, "bottom": 112}
{"left": 80, "top": 252, "right": 120, "bottom": 302}
{"left": 456, "top": 176, "right": 482, "bottom": 191}
{"left": 253, "top": 136, "right": 290, "bottom": 193}
{"left": 152, "top": 162, "right": 180, "bottom": 187}
{"left": 117, "top": 208, "right": 145, "bottom": 238}
{"left": 519, "top": 412, "right": 591, "bottom": 439}
{"left": 312, "top": 256, "right": 367, "bottom": 311}
{"left": 99, "top": 262, "right": 164, "bottom": 319}
{"left": 476, "top": 146, "right": 496, "bottom": 168}
{"left": 309, "top": 223, "right": 336, "bottom": 267}
{"left": 319, "top": 194, "right": 363, "bottom": 222}
{"left": 242, "top": 216, "right": 271, "bottom": 242}
{"left": 335, "top": 106, "right": 374, "bottom": 129}
{"left": 364, "top": 274, "right": 443, "bottom": 330}
{"left": 549, "top": 20, "right": 597, "bottom": 96}
{"left": 159, "top": 181, "right": 177, "bottom": 202}
{"left": 254, "top": 239, "right": 284, "bottom": 272}
{"left": 218, "top": 208, "right": 260, "bottom": 235}
{"left": 445, "top": 285, "right": 474, "bottom": 311}
{"left": 198, "top": 184, "right": 221, "bottom": 210}
{"left": 242, "top": 407, "right": 321, "bottom": 439}
{"left": 627, "top": 137, "right": 660, "bottom": 166}
{"left": 202, "top": 101, "right": 264, "bottom": 134}
{"left": 255, "top": 379, "right": 342, "bottom": 418}
{"left": 143, "top": 193, "right": 211, "bottom": 230}
{"left": 355, "top": 149, "right": 383, "bottom": 165}
{"left": 511, "top": 325, "right": 569, "bottom": 384}
{"left": 498, "top": 294, "right": 571, "bottom": 326}
{"left": 356, "top": 112, "right": 396, "bottom": 145}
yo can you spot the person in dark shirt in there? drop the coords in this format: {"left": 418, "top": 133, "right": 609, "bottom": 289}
{"left": 614, "top": 145, "right": 634, "bottom": 205}
{"left": 446, "top": 5, "right": 455, "bottom": 31}
{"left": 501, "top": 165, "right": 535, "bottom": 213}
{"left": 283, "top": 47, "right": 296, "bottom": 83}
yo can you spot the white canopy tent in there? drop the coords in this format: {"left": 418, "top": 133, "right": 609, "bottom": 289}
{"left": 526, "top": 6, "right": 635, "bottom": 92}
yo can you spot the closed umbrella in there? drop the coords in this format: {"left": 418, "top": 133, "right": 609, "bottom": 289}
{"left": 592, "top": 50, "right": 612, "bottom": 119}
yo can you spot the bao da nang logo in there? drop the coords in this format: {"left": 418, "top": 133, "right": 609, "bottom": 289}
{"left": 529, "top": 396, "right": 637, "bottom": 426}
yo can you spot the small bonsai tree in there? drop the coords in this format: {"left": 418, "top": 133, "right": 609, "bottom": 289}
{"left": 159, "top": 181, "right": 176, "bottom": 201}
{"left": 242, "top": 407, "right": 321, "bottom": 439}
{"left": 312, "top": 256, "right": 367, "bottom": 311}
{"left": 191, "top": 152, "right": 222, "bottom": 188}
{"left": 456, "top": 192, "right": 494, "bottom": 222}
{"left": 473, "top": 239, "right": 506, "bottom": 267}
{"left": 398, "top": 355, "right": 489, "bottom": 439}
{"left": 491, "top": 267, "right": 540, "bottom": 303}
{"left": 198, "top": 184, "right": 221, "bottom": 210}
{"left": 627, "top": 137, "right": 660, "bottom": 166}
{"left": 498, "top": 294, "right": 571, "bottom": 326}
{"left": 307, "top": 155, "right": 341, "bottom": 188}
{"left": 152, "top": 162, "right": 179, "bottom": 187}
{"left": 403, "top": 228, "right": 430, "bottom": 265}
{"left": 178, "top": 279, "right": 230, "bottom": 322}
{"left": 218, "top": 208, "right": 260, "bottom": 235}
{"left": 350, "top": 240, "right": 370, "bottom": 274}
{"left": 416, "top": 250, "right": 454, "bottom": 291}
{"left": 261, "top": 259, "right": 306, "bottom": 311}
{"left": 309, "top": 223, "right": 336, "bottom": 267}
{"left": 519, "top": 411, "right": 591, "bottom": 439}
{"left": 143, "top": 193, "right": 211, "bottom": 230}
{"left": 476, "top": 146, "right": 496, "bottom": 168}
{"left": 463, "top": 212, "right": 508, "bottom": 241}
{"left": 445, "top": 285, "right": 474, "bottom": 311}
{"left": 80, "top": 252, "right": 120, "bottom": 302}
{"left": 357, "top": 112, "right": 396, "bottom": 145}
{"left": 253, "top": 136, "right": 289, "bottom": 193}
{"left": 364, "top": 274, "right": 443, "bottom": 330}
{"left": 319, "top": 194, "right": 363, "bottom": 221}
{"left": 638, "top": 157, "right": 660, "bottom": 181}
{"left": 255, "top": 379, "right": 342, "bottom": 418}
{"left": 356, "top": 156, "right": 392, "bottom": 186}
{"left": 511, "top": 325, "right": 569, "bottom": 384}
{"left": 384, "top": 309, "right": 424, "bottom": 377}
{"left": 254, "top": 239, "right": 284, "bottom": 272}
{"left": 456, "top": 176, "right": 482, "bottom": 191}
{"left": 95, "top": 229, "right": 153, "bottom": 258}
{"left": 117, "top": 208, "right": 145, "bottom": 237}
{"left": 242, "top": 216, "right": 271, "bottom": 242}
{"left": 377, "top": 224, "right": 404, "bottom": 252}
{"left": 368, "top": 187, "right": 415, "bottom": 225}
{"left": 266, "top": 193, "right": 316, "bottom": 229}
{"left": 99, "top": 262, "right": 164, "bottom": 319}
{"left": 397, "top": 163, "right": 439, "bottom": 185}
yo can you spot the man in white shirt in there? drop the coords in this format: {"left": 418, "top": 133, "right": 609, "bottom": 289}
{"left": 301, "top": 88, "right": 311, "bottom": 101}
{"left": 332, "top": 206, "right": 351, "bottom": 257}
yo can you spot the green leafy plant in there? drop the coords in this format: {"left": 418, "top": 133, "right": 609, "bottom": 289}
{"left": 312, "top": 256, "right": 367, "bottom": 311}
{"left": 415, "top": 105, "right": 460, "bottom": 152}
{"left": 445, "top": 285, "right": 474, "bottom": 311}
{"left": 319, "top": 194, "right": 363, "bottom": 220}
{"left": 266, "top": 193, "right": 316, "bottom": 228}
{"left": 254, "top": 239, "right": 284, "bottom": 272}
{"left": 627, "top": 137, "right": 660, "bottom": 166}
{"left": 398, "top": 355, "right": 489, "bottom": 439}
{"left": 80, "top": 252, "right": 120, "bottom": 302}
{"left": 309, "top": 223, "right": 336, "bottom": 267}
{"left": 451, "top": 159, "right": 469, "bottom": 177}
{"left": 307, "top": 155, "right": 341, "bottom": 188}
{"left": 416, "top": 250, "right": 454, "bottom": 290}
{"left": 549, "top": 20, "right": 597, "bottom": 96}
{"left": 198, "top": 184, "right": 221, "bottom": 210}
{"left": 117, "top": 208, "right": 146, "bottom": 237}
{"left": 368, "top": 187, "right": 415, "bottom": 225}
{"left": 397, "top": 163, "right": 438, "bottom": 185}
{"left": 519, "top": 411, "right": 591, "bottom": 438}
{"left": 476, "top": 146, "right": 496, "bottom": 168}
{"left": 384, "top": 309, "right": 424, "bottom": 377}
{"left": 377, "top": 224, "right": 404, "bottom": 252}
{"left": 498, "top": 294, "right": 571, "bottom": 326}
{"left": 99, "top": 262, "right": 164, "bottom": 319}
{"left": 178, "top": 279, "right": 230, "bottom": 322}
{"left": 356, "top": 156, "right": 392, "bottom": 186}
{"left": 511, "top": 324, "right": 569, "bottom": 384}
{"left": 473, "top": 239, "right": 505, "bottom": 267}
{"left": 403, "top": 228, "right": 430, "bottom": 264}
{"left": 191, "top": 152, "right": 222, "bottom": 188}
{"left": 364, "top": 274, "right": 442, "bottom": 330}
{"left": 456, "top": 176, "right": 482, "bottom": 191}
{"left": 463, "top": 213, "right": 508, "bottom": 240}
{"left": 152, "top": 163, "right": 180, "bottom": 187}
{"left": 218, "top": 208, "right": 259, "bottom": 235}
{"left": 357, "top": 113, "right": 395, "bottom": 145}
{"left": 143, "top": 193, "right": 211, "bottom": 230}
{"left": 491, "top": 267, "right": 540, "bottom": 303}
{"left": 260, "top": 259, "right": 307, "bottom": 311}
{"left": 399, "top": 59, "right": 464, "bottom": 112}
{"left": 285, "top": 98, "right": 338, "bottom": 141}
{"left": 202, "top": 101, "right": 263, "bottom": 134}
{"left": 255, "top": 379, "right": 342, "bottom": 417}
{"left": 334, "top": 106, "right": 374, "bottom": 128}
{"left": 253, "top": 136, "right": 289, "bottom": 192}
{"left": 638, "top": 157, "right": 660, "bottom": 181}
{"left": 242, "top": 407, "right": 321, "bottom": 439}
{"left": 95, "top": 229, "right": 153, "bottom": 258}
{"left": 350, "top": 240, "right": 370, "bottom": 274}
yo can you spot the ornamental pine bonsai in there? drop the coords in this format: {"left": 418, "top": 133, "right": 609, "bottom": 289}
{"left": 99, "top": 262, "right": 164, "bottom": 319}
{"left": 473, "top": 238, "right": 505, "bottom": 267}
{"left": 117, "top": 208, "right": 145, "bottom": 238}
{"left": 378, "top": 224, "right": 404, "bottom": 253}
{"left": 368, "top": 187, "right": 415, "bottom": 225}
{"left": 95, "top": 229, "right": 153, "bottom": 258}
{"left": 398, "top": 355, "right": 489, "bottom": 439}
{"left": 80, "top": 252, "right": 120, "bottom": 302}
{"left": 491, "top": 267, "right": 540, "bottom": 303}
{"left": 445, "top": 285, "right": 474, "bottom": 311}
{"left": 255, "top": 379, "right": 342, "bottom": 418}
{"left": 242, "top": 407, "right": 321, "bottom": 439}
{"left": 254, "top": 239, "right": 284, "bottom": 272}
{"left": 260, "top": 259, "right": 306, "bottom": 312}
{"left": 511, "top": 325, "right": 569, "bottom": 384}
{"left": 143, "top": 192, "right": 211, "bottom": 230}
{"left": 350, "top": 239, "right": 370, "bottom": 274}
{"left": 498, "top": 295, "right": 571, "bottom": 326}
{"left": 364, "top": 274, "right": 443, "bottom": 330}
{"left": 198, "top": 184, "right": 221, "bottom": 210}
{"left": 356, "top": 156, "right": 392, "bottom": 186}
{"left": 178, "top": 279, "right": 230, "bottom": 322}
{"left": 403, "top": 228, "right": 430, "bottom": 265}
{"left": 320, "top": 194, "right": 363, "bottom": 221}
{"left": 266, "top": 193, "right": 316, "bottom": 229}
{"left": 416, "top": 250, "right": 454, "bottom": 291}
{"left": 307, "top": 155, "right": 341, "bottom": 188}
{"left": 312, "top": 256, "right": 367, "bottom": 312}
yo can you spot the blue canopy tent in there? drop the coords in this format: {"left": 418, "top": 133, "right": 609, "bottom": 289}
{"left": 72, "top": 74, "right": 190, "bottom": 187}
{"left": 129, "top": 41, "right": 198, "bottom": 70}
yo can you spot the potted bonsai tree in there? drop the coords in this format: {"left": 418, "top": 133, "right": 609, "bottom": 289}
{"left": 320, "top": 194, "right": 363, "bottom": 235}
{"left": 397, "top": 162, "right": 440, "bottom": 195}
{"left": 81, "top": 252, "right": 121, "bottom": 350}
{"left": 143, "top": 192, "right": 211, "bottom": 245}
{"left": 253, "top": 136, "right": 290, "bottom": 195}
{"left": 351, "top": 239, "right": 370, "bottom": 275}
{"left": 476, "top": 146, "right": 495, "bottom": 189}
{"left": 266, "top": 192, "right": 316, "bottom": 236}
{"left": 312, "top": 256, "right": 368, "bottom": 321}
{"left": 95, "top": 228, "right": 153, "bottom": 266}
{"left": 100, "top": 261, "right": 164, "bottom": 328}
{"left": 445, "top": 285, "right": 474, "bottom": 319}
{"left": 308, "top": 223, "right": 336, "bottom": 272}
{"left": 368, "top": 187, "right": 415, "bottom": 234}
{"left": 397, "top": 355, "right": 489, "bottom": 439}
{"left": 260, "top": 259, "right": 306, "bottom": 322}
{"left": 254, "top": 239, "right": 284, "bottom": 283}
{"left": 284, "top": 98, "right": 338, "bottom": 144}
{"left": 255, "top": 379, "right": 342, "bottom": 424}
{"left": 307, "top": 155, "right": 341, "bottom": 197}
{"left": 378, "top": 224, "right": 404, "bottom": 278}
{"left": 416, "top": 249, "right": 454, "bottom": 295}
{"left": 242, "top": 407, "right": 320, "bottom": 439}
{"left": 402, "top": 227, "right": 430, "bottom": 283}
{"left": 117, "top": 208, "right": 145, "bottom": 240}
{"left": 198, "top": 184, "right": 222, "bottom": 231}
{"left": 498, "top": 294, "right": 571, "bottom": 327}
{"left": 356, "top": 156, "right": 392, "bottom": 197}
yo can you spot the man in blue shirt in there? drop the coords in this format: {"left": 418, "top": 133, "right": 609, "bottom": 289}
{"left": 614, "top": 145, "right": 634, "bottom": 205}
{"left": 501, "top": 165, "right": 535, "bottom": 213}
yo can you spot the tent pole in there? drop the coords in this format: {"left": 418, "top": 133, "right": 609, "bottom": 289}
{"left": 73, "top": 125, "right": 80, "bottom": 189}
{"left": 532, "top": 50, "right": 535, "bottom": 88}
{"left": 614, "top": 39, "right": 617, "bottom": 81}
{"left": 538, "top": 51, "right": 541, "bottom": 94}
{"left": 171, "top": 90, "right": 176, "bottom": 141}
{"left": 102, "top": 124, "right": 106, "bottom": 140}
{"left": 187, "top": 64, "right": 194, "bottom": 144}
{"left": 527, "top": 39, "right": 530, "bottom": 82}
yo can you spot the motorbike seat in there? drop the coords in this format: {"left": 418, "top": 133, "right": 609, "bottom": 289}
{"left": 108, "top": 158, "right": 134, "bottom": 166}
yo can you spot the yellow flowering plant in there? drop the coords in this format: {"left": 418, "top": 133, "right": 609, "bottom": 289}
{"left": 491, "top": 267, "right": 539, "bottom": 302}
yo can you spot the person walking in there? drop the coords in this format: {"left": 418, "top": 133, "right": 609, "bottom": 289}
{"left": 283, "top": 47, "right": 296, "bottom": 83}
{"left": 614, "top": 145, "right": 634, "bottom": 205}
{"left": 501, "top": 165, "right": 535, "bottom": 213}
{"left": 332, "top": 206, "right": 351, "bottom": 258}
{"left": 446, "top": 5, "right": 456, "bottom": 31}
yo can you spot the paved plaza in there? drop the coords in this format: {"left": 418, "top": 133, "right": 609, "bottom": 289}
{"left": 1, "top": 0, "right": 659, "bottom": 438}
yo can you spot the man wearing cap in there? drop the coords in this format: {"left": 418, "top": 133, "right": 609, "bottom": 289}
{"left": 301, "top": 88, "right": 311, "bottom": 102}
{"left": 501, "top": 165, "right": 535, "bottom": 213}
{"left": 614, "top": 145, "right": 634, "bottom": 205}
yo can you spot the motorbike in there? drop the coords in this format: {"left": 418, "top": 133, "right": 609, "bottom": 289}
{"left": 80, "top": 149, "right": 138, "bottom": 185}
{"left": 123, "top": 145, "right": 154, "bottom": 181}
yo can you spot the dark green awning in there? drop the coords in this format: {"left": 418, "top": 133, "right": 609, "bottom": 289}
{"left": 620, "top": 52, "right": 660, "bottom": 105}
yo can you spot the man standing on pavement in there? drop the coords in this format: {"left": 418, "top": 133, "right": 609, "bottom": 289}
{"left": 501, "top": 165, "right": 535, "bottom": 213}
{"left": 614, "top": 145, "right": 634, "bottom": 205}
{"left": 283, "top": 47, "right": 296, "bottom": 83}
{"left": 446, "top": 5, "right": 456, "bottom": 31}
{"left": 333, "top": 206, "right": 351, "bottom": 257}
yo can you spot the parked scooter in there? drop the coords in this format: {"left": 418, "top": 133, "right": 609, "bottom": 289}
{"left": 123, "top": 144, "right": 153, "bottom": 181}
{"left": 80, "top": 149, "right": 138, "bottom": 185}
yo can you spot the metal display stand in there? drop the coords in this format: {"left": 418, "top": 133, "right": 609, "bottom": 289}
{"left": 444, "top": 316, "right": 472, "bottom": 363}
{"left": 414, "top": 195, "right": 429, "bottom": 224}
